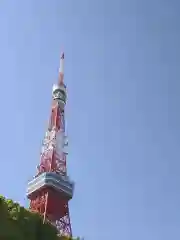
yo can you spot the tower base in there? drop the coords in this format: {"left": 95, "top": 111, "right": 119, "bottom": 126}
{"left": 26, "top": 172, "right": 74, "bottom": 237}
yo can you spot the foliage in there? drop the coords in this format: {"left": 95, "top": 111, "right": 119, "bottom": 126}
{"left": 0, "top": 195, "right": 78, "bottom": 240}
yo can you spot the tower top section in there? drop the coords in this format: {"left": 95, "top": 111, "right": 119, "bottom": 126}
{"left": 52, "top": 52, "right": 67, "bottom": 108}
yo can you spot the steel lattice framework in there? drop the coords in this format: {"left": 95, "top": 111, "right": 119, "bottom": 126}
{"left": 27, "top": 53, "right": 74, "bottom": 237}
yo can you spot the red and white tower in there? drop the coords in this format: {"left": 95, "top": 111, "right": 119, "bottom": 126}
{"left": 26, "top": 53, "right": 74, "bottom": 237}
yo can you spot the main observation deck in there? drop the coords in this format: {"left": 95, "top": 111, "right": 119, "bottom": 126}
{"left": 26, "top": 172, "right": 74, "bottom": 201}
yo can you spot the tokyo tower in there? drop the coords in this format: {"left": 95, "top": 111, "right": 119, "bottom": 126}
{"left": 26, "top": 53, "right": 74, "bottom": 237}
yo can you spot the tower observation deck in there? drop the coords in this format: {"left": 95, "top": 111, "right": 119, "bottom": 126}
{"left": 26, "top": 53, "right": 74, "bottom": 237}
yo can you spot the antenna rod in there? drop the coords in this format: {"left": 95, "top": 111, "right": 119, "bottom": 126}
{"left": 58, "top": 52, "right": 64, "bottom": 85}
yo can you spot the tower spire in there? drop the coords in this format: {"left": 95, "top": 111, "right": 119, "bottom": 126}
{"left": 58, "top": 52, "right": 64, "bottom": 85}
{"left": 26, "top": 53, "right": 74, "bottom": 238}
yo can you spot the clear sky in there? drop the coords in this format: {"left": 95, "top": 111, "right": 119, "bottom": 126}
{"left": 0, "top": 0, "right": 180, "bottom": 239}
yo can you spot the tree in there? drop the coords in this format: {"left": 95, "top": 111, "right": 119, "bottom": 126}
{"left": 0, "top": 196, "right": 78, "bottom": 240}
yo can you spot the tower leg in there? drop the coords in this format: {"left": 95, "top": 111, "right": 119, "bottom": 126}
{"left": 56, "top": 206, "right": 72, "bottom": 237}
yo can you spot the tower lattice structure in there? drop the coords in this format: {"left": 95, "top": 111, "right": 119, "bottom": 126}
{"left": 26, "top": 53, "right": 74, "bottom": 237}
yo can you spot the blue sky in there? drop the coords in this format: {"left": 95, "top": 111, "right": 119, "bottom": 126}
{"left": 0, "top": 0, "right": 180, "bottom": 239}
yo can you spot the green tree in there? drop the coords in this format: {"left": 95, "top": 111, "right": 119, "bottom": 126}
{"left": 0, "top": 196, "right": 79, "bottom": 240}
